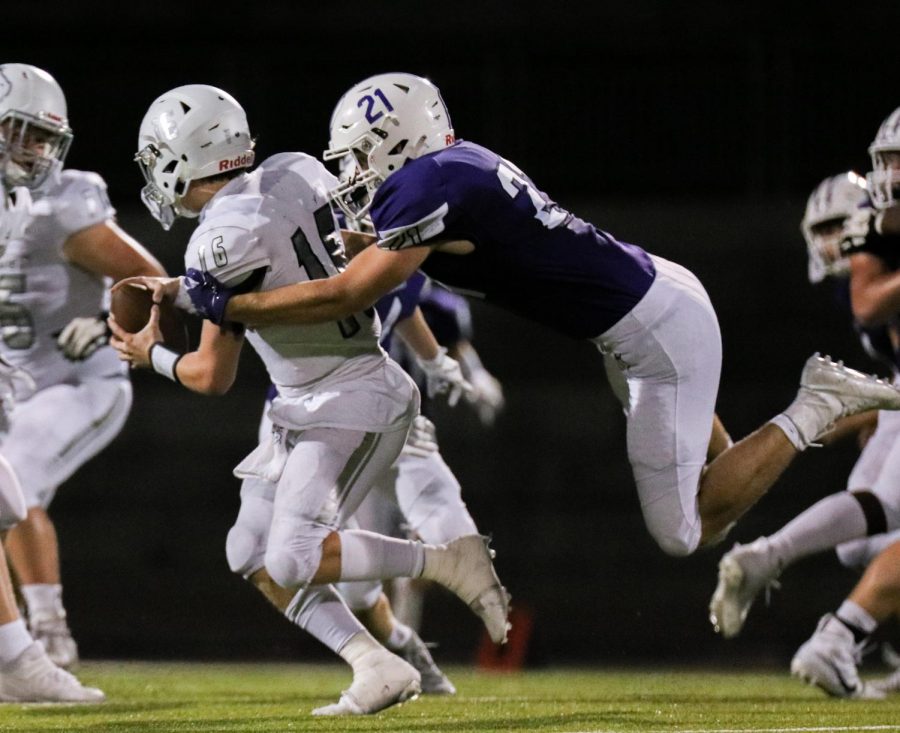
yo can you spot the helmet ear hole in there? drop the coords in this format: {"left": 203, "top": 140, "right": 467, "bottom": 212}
{"left": 388, "top": 140, "right": 408, "bottom": 156}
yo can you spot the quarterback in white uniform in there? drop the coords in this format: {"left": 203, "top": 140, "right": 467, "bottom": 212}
{"left": 111, "top": 84, "right": 509, "bottom": 716}
{"left": 0, "top": 63, "right": 165, "bottom": 701}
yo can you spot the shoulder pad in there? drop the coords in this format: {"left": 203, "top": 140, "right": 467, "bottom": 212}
{"left": 51, "top": 170, "right": 115, "bottom": 236}
{"left": 185, "top": 224, "right": 269, "bottom": 288}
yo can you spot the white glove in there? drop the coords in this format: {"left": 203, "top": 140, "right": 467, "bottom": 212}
{"left": 402, "top": 415, "right": 439, "bottom": 458}
{"left": 416, "top": 347, "right": 473, "bottom": 406}
{"left": 57, "top": 316, "right": 110, "bottom": 361}
{"left": 465, "top": 369, "right": 506, "bottom": 426}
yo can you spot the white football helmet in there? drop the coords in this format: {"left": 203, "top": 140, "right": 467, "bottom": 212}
{"left": 867, "top": 106, "right": 900, "bottom": 210}
{"left": 0, "top": 64, "right": 72, "bottom": 190}
{"left": 135, "top": 84, "right": 255, "bottom": 230}
{"left": 801, "top": 171, "right": 867, "bottom": 283}
{"left": 323, "top": 72, "right": 455, "bottom": 218}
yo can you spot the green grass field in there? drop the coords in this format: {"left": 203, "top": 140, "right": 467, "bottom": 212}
{"left": 2, "top": 662, "right": 900, "bottom": 732}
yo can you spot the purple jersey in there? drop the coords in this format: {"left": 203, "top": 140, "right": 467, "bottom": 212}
{"left": 371, "top": 141, "right": 656, "bottom": 339}
{"left": 419, "top": 283, "right": 472, "bottom": 347}
{"left": 374, "top": 270, "right": 428, "bottom": 351}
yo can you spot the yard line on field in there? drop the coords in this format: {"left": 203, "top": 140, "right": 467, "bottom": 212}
{"left": 568, "top": 726, "right": 900, "bottom": 733}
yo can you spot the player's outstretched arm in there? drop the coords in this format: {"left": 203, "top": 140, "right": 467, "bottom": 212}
{"left": 224, "top": 245, "right": 431, "bottom": 327}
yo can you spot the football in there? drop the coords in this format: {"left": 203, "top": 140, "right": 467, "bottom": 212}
{"left": 110, "top": 283, "right": 190, "bottom": 353}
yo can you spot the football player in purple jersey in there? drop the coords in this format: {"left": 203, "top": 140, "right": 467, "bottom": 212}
{"left": 127, "top": 73, "right": 900, "bottom": 563}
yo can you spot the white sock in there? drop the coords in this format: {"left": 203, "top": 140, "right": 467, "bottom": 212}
{"left": 0, "top": 619, "right": 32, "bottom": 665}
{"left": 385, "top": 620, "right": 413, "bottom": 651}
{"left": 338, "top": 530, "right": 425, "bottom": 581}
{"left": 21, "top": 584, "right": 64, "bottom": 618}
{"left": 338, "top": 630, "right": 384, "bottom": 672}
{"left": 836, "top": 600, "right": 878, "bottom": 635}
{"left": 767, "top": 492, "right": 867, "bottom": 568}
{"left": 284, "top": 585, "right": 365, "bottom": 654}
{"left": 769, "top": 414, "right": 806, "bottom": 451}
{"left": 390, "top": 577, "right": 425, "bottom": 631}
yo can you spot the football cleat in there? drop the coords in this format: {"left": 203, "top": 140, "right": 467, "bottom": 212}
{"left": 882, "top": 641, "right": 900, "bottom": 669}
{"left": 30, "top": 611, "right": 79, "bottom": 669}
{"left": 709, "top": 538, "right": 781, "bottom": 638}
{"left": 791, "top": 614, "right": 884, "bottom": 699}
{"left": 311, "top": 648, "right": 420, "bottom": 716}
{"left": 0, "top": 642, "right": 104, "bottom": 703}
{"left": 397, "top": 632, "right": 456, "bottom": 695}
{"left": 872, "top": 667, "right": 900, "bottom": 694}
{"left": 801, "top": 354, "right": 900, "bottom": 439}
{"left": 422, "top": 534, "right": 511, "bottom": 644}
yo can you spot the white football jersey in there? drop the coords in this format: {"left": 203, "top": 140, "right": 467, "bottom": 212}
{"left": 185, "top": 152, "right": 417, "bottom": 433}
{"left": 0, "top": 168, "right": 124, "bottom": 389}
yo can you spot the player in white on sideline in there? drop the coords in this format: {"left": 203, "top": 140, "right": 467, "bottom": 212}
{"left": 109, "top": 84, "right": 509, "bottom": 716}
{"left": 0, "top": 63, "right": 167, "bottom": 670}
{"left": 0, "top": 357, "right": 104, "bottom": 702}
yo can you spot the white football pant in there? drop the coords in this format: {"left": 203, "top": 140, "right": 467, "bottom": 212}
{"left": 596, "top": 255, "right": 722, "bottom": 557}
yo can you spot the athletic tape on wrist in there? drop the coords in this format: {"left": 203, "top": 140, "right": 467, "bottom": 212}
{"left": 149, "top": 342, "right": 182, "bottom": 383}
{"left": 174, "top": 277, "right": 195, "bottom": 313}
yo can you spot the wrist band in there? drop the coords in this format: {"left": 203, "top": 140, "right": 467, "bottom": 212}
{"left": 149, "top": 342, "right": 182, "bottom": 383}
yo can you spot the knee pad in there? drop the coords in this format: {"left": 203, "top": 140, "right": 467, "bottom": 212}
{"left": 836, "top": 538, "right": 873, "bottom": 571}
{"left": 838, "top": 529, "right": 900, "bottom": 570}
{"left": 641, "top": 497, "right": 701, "bottom": 557}
{"left": 226, "top": 484, "right": 275, "bottom": 577}
{"left": 265, "top": 537, "right": 325, "bottom": 589}
{"left": 226, "top": 524, "right": 267, "bottom": 578}
{"left": 651, "top": 531, "right": 698, "bottom": 558}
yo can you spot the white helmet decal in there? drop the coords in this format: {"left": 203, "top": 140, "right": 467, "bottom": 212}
{"left": 323, "top": 72, "right": 454, "bottom": 219}
{"left": 135, "top": 84, "right": 255, "bottom": 230}
{"left": 0, "top": 64, "right": 72, "bottom": 190}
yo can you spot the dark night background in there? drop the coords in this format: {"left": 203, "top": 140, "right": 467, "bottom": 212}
{"left": 7, "top": 1, "right": 900, "bottom": 669}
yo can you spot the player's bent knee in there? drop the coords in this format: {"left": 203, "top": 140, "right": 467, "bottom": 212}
{"left": 264, "top": 546, "right": 321, "bottom": 589}
{"left": 835, "top": 540, "right": 869, "bottom": 571}
{"left": 647, "top": 524, "right": 700, "bottom": 557}
{"left": 226, "top": 525, "right": 266, "bottom": 577}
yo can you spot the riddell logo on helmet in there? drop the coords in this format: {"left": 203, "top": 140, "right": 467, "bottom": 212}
{"left": 445, "top": 134, "right": 455, "bottom": 146}
{"left": 219, "top": 152, "right": 254, "bottom": 172}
